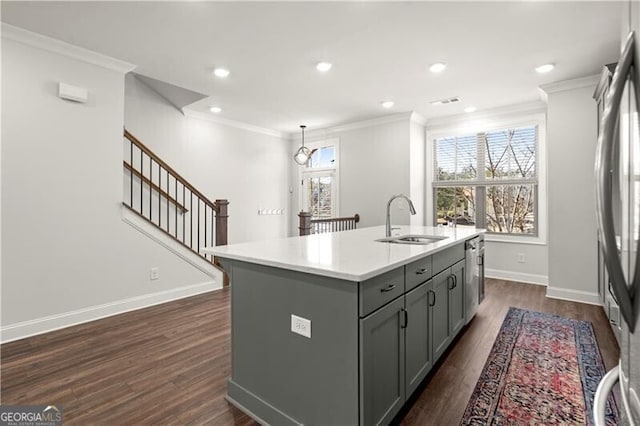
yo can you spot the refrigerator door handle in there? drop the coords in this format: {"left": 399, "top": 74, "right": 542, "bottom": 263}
{"left": 595, "top": 30, "right": 639, "bottom": 332}
{"left": 593, "top": 365, "right": 620, "bottom": 426}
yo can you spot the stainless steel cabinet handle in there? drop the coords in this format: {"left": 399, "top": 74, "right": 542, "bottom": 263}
{"left": 380, "top": 284, "right": 396, "bottom": 293}
{"left": 448, "top": 274, "right": 456, "bottom": 290}
{"left": 428, "top": 290, "right": 436, "bottom": 306}
{"left": 416, "top": 268, "right": 428, "bottom": 275}
{"left": 595, "top": 31, "right": 639, "bottom": 331}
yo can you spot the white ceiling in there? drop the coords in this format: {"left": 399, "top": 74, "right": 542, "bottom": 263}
{"left": 1, "top": 1, "right": 623, "bottom": 134}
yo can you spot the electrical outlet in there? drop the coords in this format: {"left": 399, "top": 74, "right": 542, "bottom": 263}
{"left": 291, "top": 314, "right": 311, "bottom": 338}
{"left": 150, "top": 267, "right": 160, "bottom": 280}
{"left": 517, "top": 253, "right": 525, "bottom": 263}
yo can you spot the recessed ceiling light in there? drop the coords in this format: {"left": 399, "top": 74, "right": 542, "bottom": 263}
{"left": 535, "top": 63, "right": 555, "bottom": 74}
{"left": 464, "top": 106, "right": 477, "bottom": 113}
{"left": 381, "top": 101, "right": 395, "bottom": 109}
{"left": 213, "top": 68, "right": 230, "bottom": 78}
{"left": 316, "top": 62, "right": 333, "bottom": 72}
{"left": 429, "top": 62, "right": 447, "bottom": 73}
{"left": 209, "top": 106, "right": 222, "bottom": 114}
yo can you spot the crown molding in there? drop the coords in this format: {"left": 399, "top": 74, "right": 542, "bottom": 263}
{"left": 2, "top": 23, "right": 135, "bottom": 73}
{"left": 291, "top": 111, "right": 415, "bottom": 140}
{"left": 325, "top": 111, "right": 413, "bottom": 134}
{"left": 183, "top": 109, "right": 285, "bottom": 139}
{"left": 539, "top": 74, "right": 600, "bottom": 95}
{"left": 426, "top": 100, "right": 546, "bottom": 130}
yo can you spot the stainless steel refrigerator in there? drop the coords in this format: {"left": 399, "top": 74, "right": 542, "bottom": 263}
{"left": 594, "top": 3, "right": 640, "bottom": 425}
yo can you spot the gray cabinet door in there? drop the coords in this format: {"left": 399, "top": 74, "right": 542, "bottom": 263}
{"left": 431, "top": 268, "right": 451, "bottom": 363}
{"left": 360, "top": 296, "right": 405, "bottom": 426}
{"left": 405, "top": 280, "right": 432, "bottom": 398}
{"left": 449, "top": 260, "right": 465, "bottom": 336}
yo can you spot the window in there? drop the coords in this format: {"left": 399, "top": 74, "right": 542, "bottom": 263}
{"left": 433, "top": 125, "right": 538, "bottom": 235}
{"left": 299, "top": 139, "right": 339, "bottom": 219}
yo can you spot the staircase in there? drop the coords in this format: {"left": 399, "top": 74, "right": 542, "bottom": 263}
{"left": 122, "top": 129, "right": 228, "bottom": 274}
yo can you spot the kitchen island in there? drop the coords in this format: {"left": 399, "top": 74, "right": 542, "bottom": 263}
{"left": 204, "top": 225, "right": 484, "bottom": 426}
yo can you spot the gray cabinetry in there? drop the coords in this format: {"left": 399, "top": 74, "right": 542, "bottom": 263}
{"left": 405, "top": 280, "right": 433, "bottom": 398}
{"left": 431, "top": 269, "right": 451, "bottom": 363}
{"left": 405, "top": 256, "right": 432, "bottom": 291}
{"left": 360, "top": 297, "right": 405, "bottom": 426}
{"left": 360, "top": 243, "right": 466, "bottom": 425}
{"left": 361, "top": 278, "right": 439, "bottom": 426}
{"left": 449, "top": 260, "right": 466, "bottom": 336}
{"left": 221, "top": 236, "right": 477, "bottom": 426}
{"left": 360, "top": 267, "right": 405, "bottom": 317}
{"left": 431, "top": 259, "right": 466, "bottom": 363}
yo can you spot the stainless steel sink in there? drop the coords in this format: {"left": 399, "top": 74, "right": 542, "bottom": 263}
{"left": 376, "top": 234, "right": 449, "bottom": 245}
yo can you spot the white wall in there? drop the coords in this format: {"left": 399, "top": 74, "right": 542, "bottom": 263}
{"left": 125, "top": 75, "right": 291, "bottom": 244}
{"left": 1, "top": 34, "right": 218, "bottom": 342}
{"left": 340, "top": 119, "right": 411, "bottom": 228}
{"left": 289, "top": 114, "right": 414, "bottom": 235}
{"left": 543, "top": 78, "right": 600, "bottom": 303}
{"left": 409, "top": 115, "right": 426, "bottom": 226}
{"left": 484, "top": 241, "right": 548, "bottom": 284}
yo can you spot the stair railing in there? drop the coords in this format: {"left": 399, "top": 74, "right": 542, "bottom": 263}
{"left": 123, "top": 129, "right": 228, "bottom": 262}
{"left": 298, "top": 212, "right": 360, "bottom": 236}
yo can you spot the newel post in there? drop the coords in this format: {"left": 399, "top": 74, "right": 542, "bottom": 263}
{"left": 299, "top": 211, "right": 312, "bottom": 236}
{"left": 215, "top": 199, "right": 229, "bottom": 246}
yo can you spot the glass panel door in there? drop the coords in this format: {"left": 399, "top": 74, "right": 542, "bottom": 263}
{"left": 302, "top": 173, "right": 335, "bottom": 219}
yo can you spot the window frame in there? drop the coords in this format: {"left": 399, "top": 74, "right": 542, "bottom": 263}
{"left": 426, "top": 112, "right": 547, "bottom": 245}
{"left": 298, "top": 138, "right": 340, "bottom": 218}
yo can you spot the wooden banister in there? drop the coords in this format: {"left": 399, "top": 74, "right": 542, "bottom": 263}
{"left": 299, "top": 211, "right": 312, "bottom": 236}
{"left": 123, "top": 162, "right": 188, "bottom": 213}
{"left": 124, "top": 129, "right": 217, "bottom": 210}
{"left": 298, "top": 212, "right": 360, "bottom": 236}
{"left": 214, "top": 199, "right": 228, "bottom": 246}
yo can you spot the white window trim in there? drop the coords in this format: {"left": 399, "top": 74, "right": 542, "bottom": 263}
{"left": 298, "top": 137, "right": 340, "bottom": 216}
{"left": 426, "top": 112, "right": 547, "bottom": 245}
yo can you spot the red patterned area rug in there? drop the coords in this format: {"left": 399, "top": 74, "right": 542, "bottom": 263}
{"left": 460, "top": 307, "right": 619, "bottom": 425}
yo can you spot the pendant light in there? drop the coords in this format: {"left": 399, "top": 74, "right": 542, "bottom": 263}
{"left": 293, "top": 125, "right": 311, "bottom": 165}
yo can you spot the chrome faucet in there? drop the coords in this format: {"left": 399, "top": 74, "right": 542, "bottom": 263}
{"left": 386, "top": 194, "right": 417, "bottom": 237}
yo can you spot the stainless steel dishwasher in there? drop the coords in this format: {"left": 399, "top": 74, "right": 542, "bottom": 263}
{"left": 465, "top": 236, "right": 485, "bottom": 324}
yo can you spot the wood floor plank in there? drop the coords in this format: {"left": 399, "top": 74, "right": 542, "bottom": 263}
{"left": 1, "top": 279, "right": 619, "bottom": 425}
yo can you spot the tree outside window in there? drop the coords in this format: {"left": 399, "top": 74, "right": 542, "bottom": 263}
{"left": 433, "top": 125, "right": 538, "bottom": 235}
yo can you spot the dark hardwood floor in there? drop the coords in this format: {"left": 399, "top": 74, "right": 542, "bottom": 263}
{"left": 398, "top": 278, "right": 620, "bottom": 425}
{"left": 1, "top": 279, "right": 619, "bottom": 425}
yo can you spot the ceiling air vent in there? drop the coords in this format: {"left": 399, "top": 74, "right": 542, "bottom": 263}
{"left": 430, "top": 96, "right": 461, "bottom": 106}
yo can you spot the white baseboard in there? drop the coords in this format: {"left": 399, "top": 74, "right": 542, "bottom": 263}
{"left": 1, "top": 280, "right": 220, "bottom": 344}
{"left": 545, "top": 286, "right": 602, "bottom": 305}
{"left": 485, "top": 268, "right": 548, "bottom": 286}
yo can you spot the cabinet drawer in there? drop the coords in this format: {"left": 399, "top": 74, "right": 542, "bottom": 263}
{"left": 359, "top": 267, "right": 404, "bottom": 317}
{"left": 432, "top": 244, "right": 464, "bottom": 275}
{"left": 405, "top": 256, "right": 432, "bottom": 292}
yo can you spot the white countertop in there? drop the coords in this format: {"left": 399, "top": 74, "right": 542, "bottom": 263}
{"left": 203, "top": 225, "right": 484, "bottom": 282}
